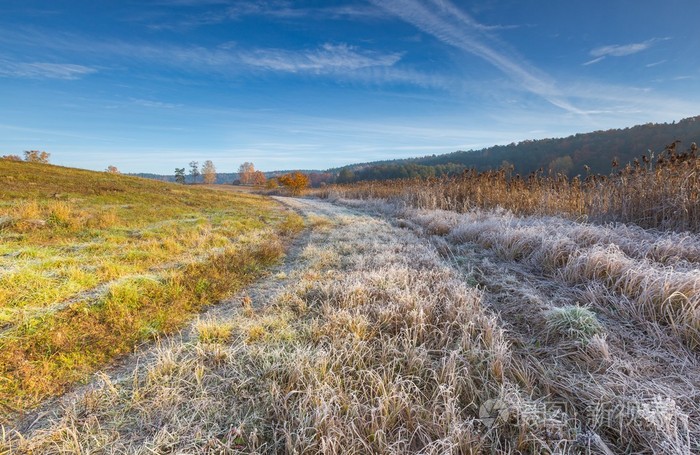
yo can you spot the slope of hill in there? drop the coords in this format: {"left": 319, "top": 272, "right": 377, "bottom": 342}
{"left": 0, "top": 160, "right": 302, "bottom": 418}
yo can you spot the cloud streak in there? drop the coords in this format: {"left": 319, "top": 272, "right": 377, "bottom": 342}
{"left": 0, "top": 59, "right": 96, "bottom": 79}
{"left": 585, "top": 38, "right": 667, "bottom": 65}
{"left": 0, "top": 28, "right": 454, "bottom": 90}
{"left": 368, "top": 0, "right": 582, "bottom": 114}
{"left": 239, "top": 43, "right": 401, "bottom": 73}
{"left": 144, "top": 1, "right": 385, "bottom": 30}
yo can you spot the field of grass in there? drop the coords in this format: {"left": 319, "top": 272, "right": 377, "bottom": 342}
{"left": 325, "top": 197, "right": 700, "bottom": 453}
{"left": 4, "top": 199, "right": 572, "bottom": 454}
{"left": 0, "top": 160, "right": 302, "bottom": 418}
{"left": 4, "top": 157, "right": 700, "bottom": 453}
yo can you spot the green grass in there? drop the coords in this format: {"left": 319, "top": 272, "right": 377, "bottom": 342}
{"left": 0, "top": 160, "right": 304, "bottom": 417}
{"left": 544, "top": 305, "right": 604, "bottom": 342}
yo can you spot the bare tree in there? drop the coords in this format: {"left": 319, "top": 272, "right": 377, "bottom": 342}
{"left": 24, "top": 150, "right": 50, "bottom": 163}
{"left": 202, "top": 160, "right": 217, "bottom": 184}
{"left": 238, "top": 162, "right": 255, "bottom": 185}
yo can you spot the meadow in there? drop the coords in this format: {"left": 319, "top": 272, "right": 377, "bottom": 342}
{"left": 3, "top": 151, "right": 700, "bottom": 453}
{"left": 0, "top": 160, "right": 302, "bottom": 418}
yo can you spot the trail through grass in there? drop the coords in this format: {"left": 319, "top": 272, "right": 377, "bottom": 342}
{"left": 5, "top": 183, "right": 700, "bottom": 453}
{"left": 4, "top": 199, "right": 571, "bottom": 454}
{"left": 0, "top": 161, "right": 303, "bottom": 417}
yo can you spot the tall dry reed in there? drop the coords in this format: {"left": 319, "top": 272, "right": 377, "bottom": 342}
{"left": 315, "top": 147, "right": 700, "bottom": 232}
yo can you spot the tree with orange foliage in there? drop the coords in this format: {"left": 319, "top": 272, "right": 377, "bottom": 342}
{"left": 238, "top": 162, "right": 255, "bottom": 185}
{"left": 252, "top": 170, "right": 267, "bottom": 186}
{"left": 105, "top": 165, "right": 120, "bottom": 174}
{"left": 278, "top": 172, "right": 309, "bottom": 195}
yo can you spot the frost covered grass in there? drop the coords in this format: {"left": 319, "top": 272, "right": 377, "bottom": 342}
{"left": 326, "top": 197, "right": 700, "bottom": 453}
{"left": 4, "top": 201, "right": 579, "bottom": 454}
{"left": 544, "top": 306, "right": 603, "bottom": 342}
{"left": 6, "top": 192, "right": 700, "bottom": 453}
{"left": 336, "top": 198, "right": 700, "bottom": 349}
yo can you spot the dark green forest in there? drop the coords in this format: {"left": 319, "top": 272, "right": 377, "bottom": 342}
{"left": 334, "top": 115, "right": 700, "bottom": 182}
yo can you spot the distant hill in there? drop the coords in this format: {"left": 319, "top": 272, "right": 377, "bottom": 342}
{"left": 333, "top": 115, "right": 700, "bottom": 182}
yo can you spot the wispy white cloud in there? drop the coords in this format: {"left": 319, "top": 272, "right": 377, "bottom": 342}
{"left": 591, "top": 41, "right": 653, "bottom": 57}
{"left": 585, "top": 38, "right": 668, "bottom": 65}
{"left": 367, "top": 0, "right": 583, "bottom": 114}
{"left": 144, "top": 1, "right": 384, "bottom": 30}
{"left": 582, "top": 56, "right": 605, "bottom": 66}
{"left": 0, "top": 29, "right": 453, "bottom": 89}
{"left": 130, "top": 98, "right": 182, "bottom": 109}
{"left": 0, "top": 59, "right": 96, "bottom": 79}
{"left": 240, "top": 43, "right": 401, "bottom": 73}
{"left": 645, "top": 60, "right": 666, "bottom": 68}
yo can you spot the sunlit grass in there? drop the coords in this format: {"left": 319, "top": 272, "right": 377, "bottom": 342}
{"left": 0, "top": 160, "right": 304, "bottom": 416}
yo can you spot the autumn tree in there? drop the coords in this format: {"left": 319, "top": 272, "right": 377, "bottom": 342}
{"left": 202, "top": 160, "right": 217, "bottom": 184}
{"left": 1, "top": 154, "right": 22, "bottom": 161}
{"left": 189, "top": 161, "right": 200, "bottom": 184}
{"left": 252, "top": 170, "right": 266, "bottom": 186}
{"left": 174, "top": 168, "right": 186, "bottom": 184}
{"left": 105, "top": 165, "right": 120, "bottom": 174}
{"left": 24, "top": 150, "right": 50, "bottom": 163}
{"left": 278, "top": 172, "right": 309, "bottom": 196}
{"left": 238, "top": 162, "right": 255, "bottom": 185}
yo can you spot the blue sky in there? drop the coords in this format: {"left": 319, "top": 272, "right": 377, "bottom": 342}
{"left": 1, "top": 0, "right": 699, "bottom": 174}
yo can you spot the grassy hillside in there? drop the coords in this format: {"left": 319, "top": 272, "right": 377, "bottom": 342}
{"left": 0, "top": 160, "right": 302, "bottom": 417}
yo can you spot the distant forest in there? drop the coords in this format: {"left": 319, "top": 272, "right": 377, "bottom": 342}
{"left": 133, "top": 116, "right": 700, "bottom": 185}
{"left": 334, "top": 115, "right": 700, "bottom": 183}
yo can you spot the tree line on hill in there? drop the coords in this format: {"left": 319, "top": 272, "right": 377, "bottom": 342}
{"left": 332, "top": 115, "right": 700, "bottom": 183}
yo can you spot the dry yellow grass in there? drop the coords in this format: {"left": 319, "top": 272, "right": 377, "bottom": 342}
{"left": 3, "top": 200, "right": 575, "bottom": 454}
{"left": 5, "top": 157, "right": 700, "bottom": 453}
{"left": 314, "top": 147, "right": 700, "bottom": 232}
{"left": 0, "top": 160, "right": 303, "bottom": 418}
